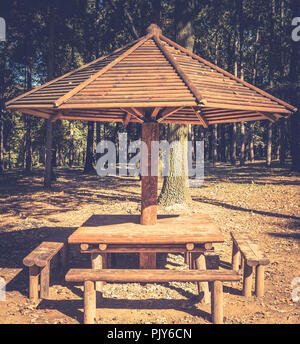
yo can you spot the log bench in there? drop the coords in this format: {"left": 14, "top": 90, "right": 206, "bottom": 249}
{"left": 230, "top": 232, "right": 270, "bottom": 297}
{"left": 65, "top": 268, "right": 240, "bottom": 324}
{"left": 23, "top": 241, "right": 67, "bottom": 301}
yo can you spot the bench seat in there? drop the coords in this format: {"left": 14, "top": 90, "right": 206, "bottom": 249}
{"left": 230, "top": 232, "right": 270, "bottom": 297}
{"left": 23, "top": 241, "right": 67, "bottom": 300}
{"left": 65, "top": 268, "right": 240, "bottom": 324}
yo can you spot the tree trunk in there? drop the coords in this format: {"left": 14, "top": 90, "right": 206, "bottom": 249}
{"left": 266, "top": 121, "right": 273, "bottom": 167}
{"left": 44, "top": 5, "right": 55, "bottom": 188}
{"left": 84, "top": 121, "right": 95, "bottom": 173}
{"left": 220, "top": 125, "right": 226, "bottom": 162}
{"left": 249, "top": 123, "right": 255, "bottom": 162}
{"left": 158, "top": 0, "right": 195, "bottom": 207}
{"left": 69, "top": 121, "right": 74, "bottom": 167}
{"left": 24, "top": 64, "right": 32, "bottom": 173}
{"left": 289, "top": 0, "right": 300, "bottom": 172}
{"left": 212, "top": 124, "right": 218, "bottom": 166}
{"left": 158, "top": 124, "right": 191, "bottom": 207}
{"left": 240, "top": 122, "right": 246, "bottom": 166}
{"left": 230, "top": 123, "right": 237, "bottom": 166}
{"left": 0, "top": 54, "right": 4, "bottom": 174}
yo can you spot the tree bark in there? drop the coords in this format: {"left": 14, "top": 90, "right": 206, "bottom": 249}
{"left": 84, "top": 121, "right": 95, "bottom": 173}
{"left": 44, "top": 5, "right": 55, "bottom": 188}
{"left": 266, "top": 121, "right": 273, "bottom": 167}
{"left": 289, "top": 0, "right": 300, "bottom": 172}
{"left": 240, "top": 123, "right": 246, "bottom": 166}
{"left": 158, "top": 0, "right": 195, "bottom": 207}
{"left": 230, "top": 123, "right": 237, "bottom": 166}
{"left": 24, "top": 64, "right": 32, "bottom": 173}
{"left": 0, "top": 53, "right": 4, "bottom": 174}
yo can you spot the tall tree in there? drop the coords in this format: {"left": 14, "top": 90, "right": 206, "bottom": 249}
{"left": 158, "top": 0, "right": 195, "bottom": 207}
{"left": 289, "top": 0, "right": 300, "bottom": 172}
{"left": 44, "top": 4, "right": 55, "bottom": 188}
{"left": 84, "top": 121, "right": 95, "bottom": 173}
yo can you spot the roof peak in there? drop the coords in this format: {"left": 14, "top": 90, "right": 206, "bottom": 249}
{"left": 146, "top": 24, "right": 162, "bottom": 36}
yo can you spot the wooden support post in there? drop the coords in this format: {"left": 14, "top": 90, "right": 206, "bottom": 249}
{"left": 195, "top": 253, "right": 210, "bottom": 304}
{"left": 140, "top": 122, "right": 159, "bottom": 268}
{"left": 139, "top": 253, "right": 156, "bottom": 269}
{"left": 243, "top": 264, "right": 254, "bottom": 297}
{"left": 140, "top": 122, "right": 159, "bottom": 225}
{"left": 255, "top": 265, "right": 265, "bottom": 297}
{"left": 40, "top": 262, "right": 50, "bottom": 299}
{"left": 84, "top": 280, "right": 96, "bottom": 324}
{"left": 212, "top": 281, "right": 223, "bottom": 324}
{"left": 29, "top": 266, "right": 39, "bottom": 301}
{"left": 91, "top": 253, "right": 106, "bottom": 291}
{"left": 231, "top": 242, "right": 240, "bottom": 271}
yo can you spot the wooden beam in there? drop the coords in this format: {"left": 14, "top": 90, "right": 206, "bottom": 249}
{"left": 193, "top": 107, "right": 208, "bottom": 128}
{"left": 157, "top": 106, "right": 184, "bottom": 122}
{"left": 153, "top": 35, "right": 206, "bottom": 106}
{"left": 140, "top": 122, "right": 159, "bottom": 226}
{"left": 16, "top": 108, "right": 51, "bottom": 119}
{"left": 259, "top": 112, "right": 276, "bottom": 122}
{"left": 123, "top": 112, "right": 131, "bottom": 126}
{"left": 120, "top": 108, "right": 144, "bottom": 122}
{"left": 151, "top": 107, "right": 161, "bottom": 119}
{"left": 129, "top": 107, "right": 145, "bottom": 118}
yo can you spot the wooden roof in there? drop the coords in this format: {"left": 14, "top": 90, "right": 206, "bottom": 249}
{"left": 6, "top": 24, "right": 297, "bottom": 125}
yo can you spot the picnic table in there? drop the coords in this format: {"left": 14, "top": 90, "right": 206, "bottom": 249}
{"left": 68, "top": 213, "right": 224, "bottom": 302}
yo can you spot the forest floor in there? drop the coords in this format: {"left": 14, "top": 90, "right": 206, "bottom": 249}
{"left": 0, "top": 161, "right": 299, "bottom": 325}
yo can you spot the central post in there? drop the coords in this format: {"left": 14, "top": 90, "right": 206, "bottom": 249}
{"left": 140, "top": 122, "right": 159, "bottom": 226}
{"left": 140, "top": 122, "right": 159, "bottom": 268}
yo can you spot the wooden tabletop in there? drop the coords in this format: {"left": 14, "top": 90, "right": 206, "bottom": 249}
{"left": 68, "top": 214, "right": 224, "bottom": 245}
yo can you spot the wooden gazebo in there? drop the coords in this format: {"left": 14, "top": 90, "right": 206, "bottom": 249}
{"left": 6, "top": 24, "right": 297, "bottom": 226}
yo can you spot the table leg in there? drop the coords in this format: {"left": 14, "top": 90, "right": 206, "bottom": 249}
{"left": 195, "top": 253, "right": 210, "bottom": 304}
{"left": 139, "top": 253, "right": 156, "bottom": 269}
{"left": 91, "top": 253, "right": 106, "bottom": 291}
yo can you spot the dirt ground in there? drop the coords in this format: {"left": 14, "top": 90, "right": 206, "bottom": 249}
{"left": 0, "top": 161, "right": 299, "bottom": 324}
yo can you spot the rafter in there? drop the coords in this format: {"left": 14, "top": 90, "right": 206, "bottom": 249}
{"left": 193, "top": 107, "right": 208, "bottom": 128}
{"left": 123, "top": 112, "right": 131, "bottom": 126}
{"left": 151, "top": 107, "right": 161, "bottom": 119}
{"left": 157, "top": 106, "right": 184, "bottom": 122}
{"left": 120, "top": 108, "right": 144, "bottom": 122}
{"left": 153, "top": 34, "right": 206, "bottom": 106}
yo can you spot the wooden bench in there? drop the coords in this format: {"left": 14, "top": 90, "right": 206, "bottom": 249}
{"left": 65, "top": 268, "right": 240, "bottom": 324}
{"left": 230, "top": 232, "right": 270, "bottom": 297}
{"left": 23, "top": 241, "right": 67, "bottom": 301}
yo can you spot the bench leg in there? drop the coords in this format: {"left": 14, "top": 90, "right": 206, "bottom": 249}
{"left": 84, "top": 280, "right": 96, "bottom": 324}
{"left": 243, "top": 264, "right": 254, "bottom": 297}
{"left": 231, "top": 243, "right": 241, "bottom": 271}
{"left": 212, "top": 281, "right": 223, "bottom": 324}
{"left": 195, "top": 253, "right": 210, "bottom": 304}
{"left": 40, "top": 262, "right": 50, "bottom": 299}
{"left": 29, "top": 266, "right": 39, "bottom": 301}
{"left": 255, "top": 265, "right": 265, "bottom": 297}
